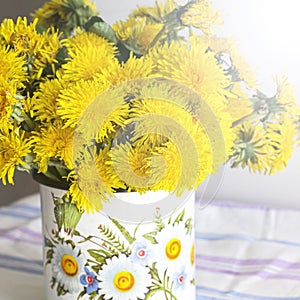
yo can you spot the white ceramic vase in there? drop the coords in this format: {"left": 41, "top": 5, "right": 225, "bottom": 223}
{"left": 39, "top": 184, "right": 195, "bottom": 300}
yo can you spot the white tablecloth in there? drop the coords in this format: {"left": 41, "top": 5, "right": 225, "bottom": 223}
{"left": 1, "top": 194, "right": 300, "bottom": 299}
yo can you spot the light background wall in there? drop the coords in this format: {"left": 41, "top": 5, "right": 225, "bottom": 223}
{"left": 1, "top": 0, "right": 299, "bottom": 209}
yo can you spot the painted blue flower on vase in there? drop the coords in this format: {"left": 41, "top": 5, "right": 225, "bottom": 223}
{"left": 130, "top": 238, "right": 154, "bottom": 266}
{"left": 80, "top": 266, "right": 99, "bottom": 294}
{"left": 173, "top": 267, "right": 188, "bottom": 291}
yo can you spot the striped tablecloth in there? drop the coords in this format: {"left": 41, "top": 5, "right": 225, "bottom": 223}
{"left": 1, "top": 194, "right": 300, "bottom": 299}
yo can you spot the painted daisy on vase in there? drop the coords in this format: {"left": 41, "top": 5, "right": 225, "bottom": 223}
{"left": 51, "top": 242, "right": 86, "bottom": 294}
{"left": 154, "top": 222, "right": 192, "bottom": 276}
{"left": 98, "top": 254, "right": 152, "bottom": 300}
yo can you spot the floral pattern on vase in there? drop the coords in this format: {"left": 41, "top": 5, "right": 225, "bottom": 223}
{"left": 41, "top": 185, "right": 195, "bottom": 300}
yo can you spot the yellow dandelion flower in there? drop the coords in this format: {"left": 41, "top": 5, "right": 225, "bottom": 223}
{"left": 150, "top": 132, "right": 216, "bottom": 194}
{"left": 179, "top": 0, "right": 223, "bottom": 34}
{"left": 113, "top": 16, "right": 163, "bottom": 54}
{"left": 0, "top": 17, "right": 38, "bottom": 52}
{"left": 134, "top": 78, "right": 233, "bottom": 164}
{"left": 0, "top": 128, "right": 32, "bottom": 185}
{"left": 128, "top": 97, "right": 230, "bottom": 191}
{"left": 266, "top": 116, "right": 295, "bottom": 174}
{"left": 32, "top": 122, "right": 74, "bottom": 173}
{"left": 131, "top": 97, "right": 199, "bottom": 143}
{"left": 57, "top": 79, "right": 129, "bottom": 143}
{"left": 57, "top": 79, "right": 107, "bottom": 128}
{"left": 31, "top": 28, "right": 62, "bottom": 79}
{"left": 147, "top": 37, "right": 235, "bottom": 151}
{"left": 62, "top": 33, "right": 117, "bottom": 82}
{"left": 97, "top": 52, "right": 153, "bottom": 87}
{"left": 0, "top": 77, "right": 18, "bottom": 132}
{"left": 65, "top": 29, "right": 115, "bottom": 53}
{"left": 149, "top": 35, "right": 231, "bottom": 102}
{"left": 109, "top": 142, "right": 154, "bottom": 192}
{"left": 151, "top": 143, "right": 182, "bottom": 193}
{"left": 31, "top": 76, "right": 66, "bottom": 122}
{"left": 112, "top": 17, "right": 147, "bottom": 42}
{"left": 0, "top": 17, "right": 62, "bottom": 80}
{"left": 192, "top": 104, "right": 235, "bottom": 169}
{"left": 69, "top": 147, "right": 126, "bottom": 213}
{"left": 0, "top": 45, "right": 26, "bottom": 83}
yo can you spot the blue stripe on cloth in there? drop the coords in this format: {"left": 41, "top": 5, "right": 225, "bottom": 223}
{"left": 0, "top": 263, "right": 43, "bottom": 275}
{"left": 0, "top": 254, "right": 43, "bottom": 275}
{"left": 12, "top": 204, "right": 41, "bottom": 213}
{"left": 196, "top": 232, "right": 300, "bottom": 248}
{"left": 0, "top": 204, "right": 41, "bottom": 219}
{"left": 0, "top": 254, "right": 43, "bottom": 266}
{"left": 197, "top": 295, "right": 222, "bottom": 300}
{"left": 0, "top": 210, "right": 38, "bottom": 220}
{"left": 196, "top": 286, "right": 300, "bottom": 300}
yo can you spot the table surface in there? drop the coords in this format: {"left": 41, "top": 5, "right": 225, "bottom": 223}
{"left": 1, "top": 194, "right": 300, "bottom": 299}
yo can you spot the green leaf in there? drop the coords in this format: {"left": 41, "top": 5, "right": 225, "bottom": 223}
{"left": 155, "top": 214, "right": 165, "bottom": 232}
{"left": 87, "top": 249, "right": 111, "bottom": 264}
{"left": 46, "top": 249, "right": 54, "bottom": 262}
{"left": 149, "top": 262, "right": 160, "bottom": 282}
{"left": 142, "top": 232, "right": 158, "bottom": 244}
{"left": 109, "top": 217, "right": 135, "bottom": 244}
{"left": 84, "top": 16, "right": 117, "bottom": 43}
{"left": 133, "top": 222, "right": 142, "bottom": 239}
{"left": 57, "top": 282, "right": 68, "bottom": 296}
{"left": 185, "top": 217, "right": 193, "bottom": 234}
{"left": 77, "top": 234, "right": 94, "bottom": 243}
{"left": 90, "top": 262, "right": 102, "bottom": 273}
{"left": 76, "top": 290, "right": 86, "bottom": 300}
{"left": 173, "top": 209, "right": 185, "bottom": 225}
{"left": 144, "top": 287, "right": 163, "bottom": 299}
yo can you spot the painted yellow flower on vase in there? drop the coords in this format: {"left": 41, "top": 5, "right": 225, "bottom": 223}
{"left": 98, "top": 254, "right": 152, "bottom": 300}
{"left": 51, "top": 242, "right": 85, "bottom": 293}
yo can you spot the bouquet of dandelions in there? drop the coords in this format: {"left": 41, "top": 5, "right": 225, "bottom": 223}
{"left": 0, "top": 0, "right": 299, "bottom": 213}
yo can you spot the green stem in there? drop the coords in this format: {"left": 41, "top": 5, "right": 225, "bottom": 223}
{"left": 147, "top": 24, "right": 167, "bottom": 51}
{"left": 21, "top": 111, "right": 36, "bottom": 131}
{"left": 148, "top": 265, "right": 177, "bottom": 300}
{"left": 98, "top": 236, "right": 129, "bottom": 254}
{"left": 77, "top": 233, "right": 105, "bottom": 248}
